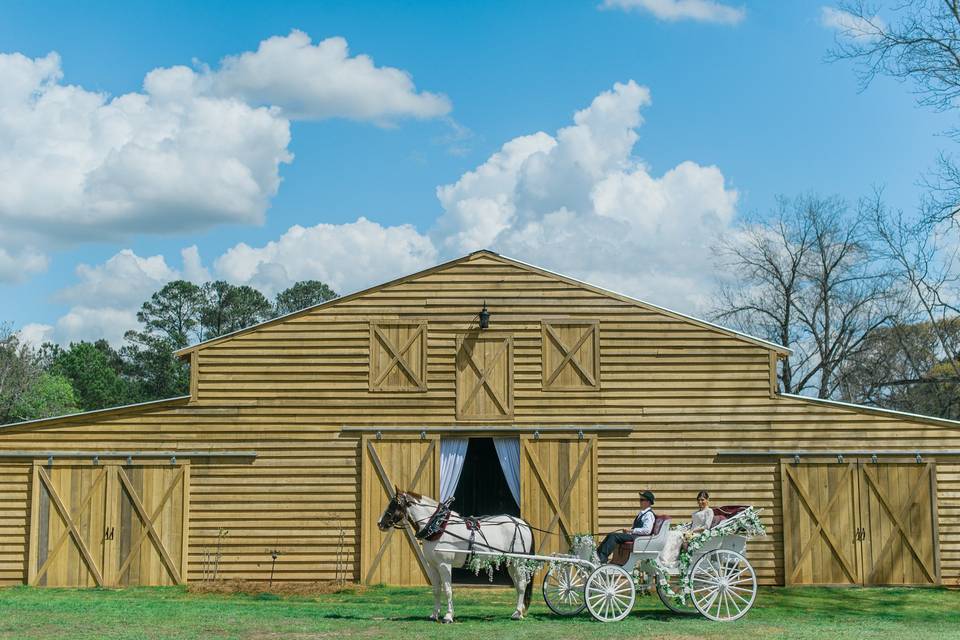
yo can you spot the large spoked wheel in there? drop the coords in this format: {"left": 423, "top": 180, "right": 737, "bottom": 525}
{"left": 656, "top": 573, "right": 697, "bottom": 615}
{"left": 542, "top": 563, "right": 589, "bottom": 616}
{"left": 584, "top": 565, "right": 636, "bottom": 622}
{"left": 689, "top": 549, "right": 757, "bottom": 622}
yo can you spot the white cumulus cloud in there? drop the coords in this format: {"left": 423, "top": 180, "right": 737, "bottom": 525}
{"left": 0, "top": 50, "right": 291, "bottom": 262}
{"left": 44, "top": 80, "right": 741, "bottom": 343}
{"left": 0, "top": 32, "right": 450, "bottom": 283}
{"left": 44, "top": 246, "right": 210, "bottom": 345}
{"left": 214, "top": 217, "right": 438, "bottom": 297}
{"left": 434, "top": 80, "right": 738, "bottom": 312}
{"left": 602, "top": 0, "right": 746, "bottom": 24}
{"left": 0, "top": 247, "right": 48, "bottom": 284}
{"left": 820, "top": 7, "right": 885, "bottom": 37}
{"left": 209, "top": 30, "right": 450, "bottom": 122}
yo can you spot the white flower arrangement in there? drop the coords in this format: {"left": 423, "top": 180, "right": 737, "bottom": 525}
{"left": 465, "top": 553, "right": 545, "bottom": 583}
{"left": 570, "top": 533, "right": 599, "bottom": 563}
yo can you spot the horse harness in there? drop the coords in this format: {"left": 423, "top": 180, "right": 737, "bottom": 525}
{"left": 409, "top": 497, "right": 530, "bottom": 557}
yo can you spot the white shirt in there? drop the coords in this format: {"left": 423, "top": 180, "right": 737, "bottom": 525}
{"left": 692, "top": 507, "right": 714, "bottom": 530}
{"left": 631, "top": 507, "right": 656, "bottom": 535}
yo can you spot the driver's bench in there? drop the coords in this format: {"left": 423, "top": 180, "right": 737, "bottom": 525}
{"left": 611, "top": 515, "right": 672, "bottom": 565}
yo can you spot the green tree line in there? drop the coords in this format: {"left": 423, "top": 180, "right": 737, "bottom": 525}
{"left": 0, "top": 279, "right": 337, "bottom": 425}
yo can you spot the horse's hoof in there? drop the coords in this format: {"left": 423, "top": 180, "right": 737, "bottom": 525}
{"left": 441, "top": 616, "right": 454, "bottom": 624}
{"left": 511, "top": 611, "right": 523, "bottom": 620}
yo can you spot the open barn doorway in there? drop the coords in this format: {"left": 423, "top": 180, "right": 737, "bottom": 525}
{"left": 448, "top": 437, "right": 520, "bottom": 585}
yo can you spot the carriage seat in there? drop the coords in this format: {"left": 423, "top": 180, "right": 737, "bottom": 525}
{"left": 710, "top": 505, "right": 749, "bottom": 528}
{"left": 611, "top": 515, "right": 671, "bottom": 565}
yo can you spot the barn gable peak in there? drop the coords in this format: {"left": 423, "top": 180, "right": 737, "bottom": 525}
{"left": 175, "top": 249, "right": 791, "bottom": 358}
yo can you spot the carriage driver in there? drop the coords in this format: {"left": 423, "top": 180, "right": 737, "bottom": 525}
{"left": 597, "top": 490, "right": 656, "bottom": 563}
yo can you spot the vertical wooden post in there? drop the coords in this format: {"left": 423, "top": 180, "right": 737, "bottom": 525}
{"left": 189, "top": 352, "right": 199, "bottom": 403}
{"left": 27, "top": 464, "right": 41, "bottom": 586}
{"left": 181, "top": 462, "right": 191, "bottom": 584}
{"left": 102, "top": 465, "right": 120, "bottom": 587}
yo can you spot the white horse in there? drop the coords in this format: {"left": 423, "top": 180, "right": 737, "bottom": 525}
{"left": 377, "top": 488, "right": 535, "bottom": 623}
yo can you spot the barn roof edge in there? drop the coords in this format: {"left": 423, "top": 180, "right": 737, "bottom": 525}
{"left": 0, "top": 395, "right": 192, "bottom": 432}
{"left": 779, "top": 393, "right": 960, "bottom": 429}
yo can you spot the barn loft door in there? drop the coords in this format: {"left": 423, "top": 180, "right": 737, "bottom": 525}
{"left": 456, "top": 333, "right": 513, "bottom": 420}
{"left": 369, "top": 321, "right": 428, "bottom": 392}
{"left": 28, "top": 463, "right": 189, "bottom": 587}
{"left": 520, "top": 436, "right": 596, "bottom": 556}
{"left": 859, "top": 462, "right": 939, "bottom": 586}
{"left": 542, "top": 321, "right": 600, "bottom": 390}
{"left": 780, "top": 460, "right": 940, "bottom": 586}
{"left": 360, "top": 436, "right": 437, "bottom": 585}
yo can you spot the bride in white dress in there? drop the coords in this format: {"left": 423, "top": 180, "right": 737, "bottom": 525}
{"left": 658, "top": 490, "right": 714, "bottom": 567}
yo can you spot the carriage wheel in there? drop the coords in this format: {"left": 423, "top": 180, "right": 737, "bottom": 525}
{"left": 542, "top": 563, "right": 588, "bottom": 616}
{"left": 584, "top": 565, "right": 636, "bottom": 622}
{"left": 655, "top": 573, "right": 697, "bottom": 615}
{"left": 688, "top": 549, "right": 757, "bottom": 622}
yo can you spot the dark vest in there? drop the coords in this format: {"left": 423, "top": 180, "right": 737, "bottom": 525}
{"left": 632, "top": 508, "right": 655, "bottom": 532}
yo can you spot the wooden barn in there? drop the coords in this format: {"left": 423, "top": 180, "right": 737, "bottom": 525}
{"left": 0, "top": 250, "right": 957, "bottom": 589}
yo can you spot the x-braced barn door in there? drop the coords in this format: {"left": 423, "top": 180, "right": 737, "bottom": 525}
{"left": 781, "top": 462, "right": 861, "bottom": 585}
{"left": 781, "top": 460, "right": 940, "bottom": 586}
{"left": 520, "top": 436, "right": 597, "bottom": 556}
{"left": 858, "top": 462, "right": 939, "bottom": 585}
{"left": 360, "top": 436, "right": 438, "bottom": 585}
{"left": 28, "top": 463, "right": 189, "bottom": 587}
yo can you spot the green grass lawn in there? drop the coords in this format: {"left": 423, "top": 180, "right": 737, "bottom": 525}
{"left": 0, "top": 584, "right": 957, "bottom": 640}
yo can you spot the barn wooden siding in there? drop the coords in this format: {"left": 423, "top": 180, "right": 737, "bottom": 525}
{"left": 0, "top": 251, "right": 958, "bottom": 587}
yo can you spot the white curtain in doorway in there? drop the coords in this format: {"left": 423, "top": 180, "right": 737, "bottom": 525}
{"left": 439, "top": 438, "right": 469, "bottom": 502}
{"left": 493, "top": 437, "right": 521, "bottom": 508}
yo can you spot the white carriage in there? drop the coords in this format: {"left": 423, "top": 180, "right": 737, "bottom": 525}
{"left": 540, "top": 506, "right": 762, "bottom": 623}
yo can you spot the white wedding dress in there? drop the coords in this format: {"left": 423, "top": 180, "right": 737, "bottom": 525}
{"left": 658, "top": 507, "right": 714, "bottom": 567}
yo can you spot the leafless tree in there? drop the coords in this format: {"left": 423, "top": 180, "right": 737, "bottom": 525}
{"left": 828, "top": 1, "right": 960, "bottom": 223}
{"left": 833, "top": 193, "right": 960, "bottom": 416}
{"left": 713, "top": 195, "right": 894, "bottom": 397}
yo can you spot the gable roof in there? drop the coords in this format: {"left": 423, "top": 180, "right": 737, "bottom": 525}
{"left": 175, "top": 250, "right": 792, "bottom": 358}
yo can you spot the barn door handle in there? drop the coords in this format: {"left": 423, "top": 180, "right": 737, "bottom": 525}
{"left": 104, "top": 526, "right": 114, "bottom": 541}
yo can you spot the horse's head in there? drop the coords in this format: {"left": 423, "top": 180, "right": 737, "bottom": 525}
{"left": 377, "top": 486, "right": 412, "bottom": 531}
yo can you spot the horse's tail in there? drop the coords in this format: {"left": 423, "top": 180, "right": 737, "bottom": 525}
{"left": 523, "top": 524, "right": 535, "bottom": 610}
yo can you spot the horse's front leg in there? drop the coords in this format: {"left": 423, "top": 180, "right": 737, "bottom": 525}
{"left": 437, "top": 562, "right": 454, "bottom": 623}
{"left": 424, "top": 561, "right": 442, "bottom": 621}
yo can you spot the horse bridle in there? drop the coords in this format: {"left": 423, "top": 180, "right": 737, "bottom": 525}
{"left": 379, "top": 491, "right": 434, "bottom": 532}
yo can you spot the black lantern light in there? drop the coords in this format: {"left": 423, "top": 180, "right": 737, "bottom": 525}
{"left": 479, "top": 302, "right": 490, "bottom": 329}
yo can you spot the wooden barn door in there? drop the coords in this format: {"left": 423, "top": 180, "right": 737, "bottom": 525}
{"left": 109, "top": 465, "right": 189, "bottom": 587}
{"left": 781, "top": 459, "right": 940, "bottom": 586}
{"left": 859, "top": 462, "right": 939, "bottom": 586}
{"left": 781, "top": 462, "right": 861, "bottom": 585}
{"left": 520, "top": 436, "right": 596, "bottom": 556}
{"left": 28, "top": 465, "right": 109, "bottom": 587}
{"left": 360, "top": 436, "right": 438, "bottom": 585}
{"left": 28, "top": 463, "right": 189, "bottom": 587}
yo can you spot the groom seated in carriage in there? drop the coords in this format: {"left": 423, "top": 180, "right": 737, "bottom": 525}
{"left": 597, "top": 490, "right": 656, "bottom": 564}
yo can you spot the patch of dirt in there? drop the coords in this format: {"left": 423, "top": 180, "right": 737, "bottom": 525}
{"left": 188, "top": 579, "right": 365, "bottom": 597}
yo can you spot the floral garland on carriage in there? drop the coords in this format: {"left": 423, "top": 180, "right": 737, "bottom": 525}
{"left": 465, "top": 533, "right": 599, "bottom": 583}
{"left": 649, "top": 506, "right": 766, "bottom": 605}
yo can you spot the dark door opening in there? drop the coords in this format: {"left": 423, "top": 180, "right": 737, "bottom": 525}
{"left": 451, "top": 437, "right": 520, "bottom": 585}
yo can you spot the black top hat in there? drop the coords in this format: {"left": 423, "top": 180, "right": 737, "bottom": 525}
{"left": 639, "top": 490, "right": 655, "bottom": 504}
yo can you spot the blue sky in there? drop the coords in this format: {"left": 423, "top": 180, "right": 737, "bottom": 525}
{"left": 0, "top": 0, "right": 952, "bottom": 345}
